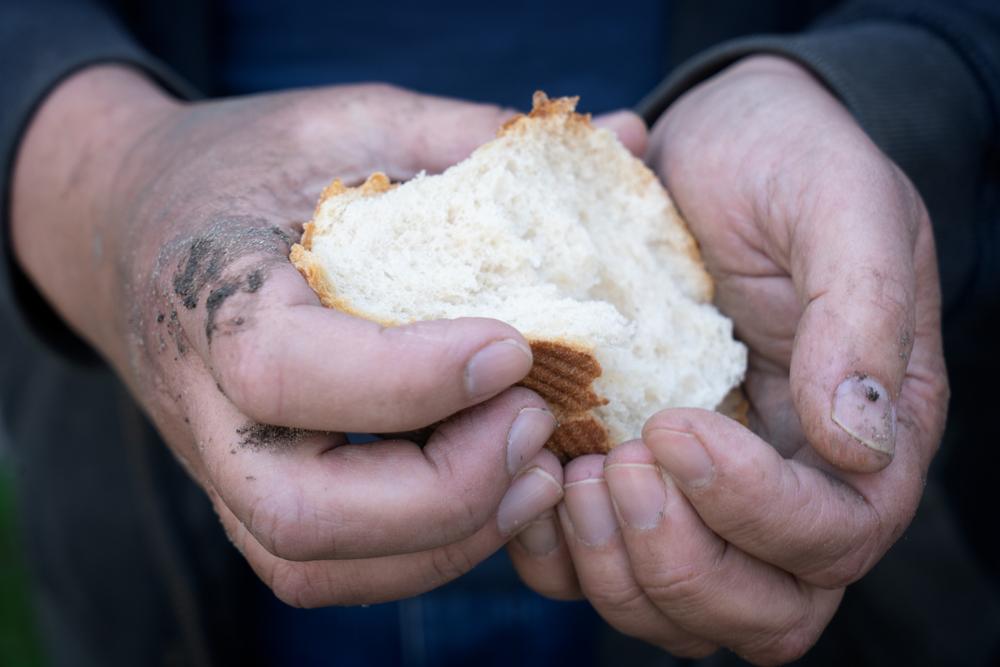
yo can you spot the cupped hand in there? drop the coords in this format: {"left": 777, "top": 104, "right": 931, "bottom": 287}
{"left": 509, "top": 55, "right": 947, "bottom": 663}
{"left": 12, "top": 69, "right": 645, "bottom": 606}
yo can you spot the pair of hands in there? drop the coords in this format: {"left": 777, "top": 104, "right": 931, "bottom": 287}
{"left": 11, "top": 56, "right": 946, "bottom": 664}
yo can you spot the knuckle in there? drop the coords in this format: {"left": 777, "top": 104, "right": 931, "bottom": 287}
{"left": 428, "top": 543, "right": 477, "bottom": 585}
{"left": 268, "top": 562, "right": 311, "bottom": 608}
{"left": 632, "top": 555, "right": 718, "bottom": 611}
{"left": 427, "top": 433, "right": 495, "bottom": 535}
{"left": 246, "top": 490, "right": 316, "bottom": 561}
{"left": 808, "top": 548, "right": 870, "bottom": 589}
{"left": 583, "top": 578, "right": 653, "bottom": 615}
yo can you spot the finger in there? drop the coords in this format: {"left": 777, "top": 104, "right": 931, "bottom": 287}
{"left": 189, "top": 372, "right": 558, "bottom": 561}
{"left": 603, "top": 441, "right": 843, "bottom": 664}
{"left": 593, "top": 110, "right": 648, "bottom": 157}
{"left": 506, "top": 512, "right": 582, "bottom": 601}
{"left": 209, "top": 449, "right": 562, "bottom": 607}
{"left": 560, "top": 454, "right": 716, "bottom": 658}
{"left": 642, "top": 409, "right": 905, "bottom": 588}
{"left": 179, "top": 260, "right": 534, "bottom": 432}
{"left": 785, "top": 154, "right": 924, "bottom": 472}
{"left": 373, "top": 89, "right": 519, "bottom": 177}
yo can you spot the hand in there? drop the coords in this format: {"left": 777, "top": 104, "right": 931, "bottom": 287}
{"left": 11, "top": 69, "right": 655, "bottom": 605}
{"left": 509, "top": 55, "right": 947, "bottom": 663}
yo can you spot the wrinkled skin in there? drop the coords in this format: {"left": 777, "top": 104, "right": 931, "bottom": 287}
{"left": 508, "top": 56, "right": 948, "bottom": 665}
{"left": 14, "top": 72, "right": 654, "bottom": 607}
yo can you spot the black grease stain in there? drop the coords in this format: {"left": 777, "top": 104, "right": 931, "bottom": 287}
{"left": 236, "top": 423, "right": 307, "bottom": 451}
{"left": 205, "top": 279, "right": 242, "bottom": 341}
{"left": 156, "top": 312, "right": 165, "bottom": 323}
{"left": 163, "top": 220, "right": 287, "bottom": 345}
{"left": 173, "top": 236, "right": 223, "bottom": 310}
{"left": 865, "top": 386, "right": 880, "bottom": 402}
{"left": 167, "top": 309, "right": 186, "bottom": 355}
{"left": 246, "top": 269, "right": 264, "bottom": 293}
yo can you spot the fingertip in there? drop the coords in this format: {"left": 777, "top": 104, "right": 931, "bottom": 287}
{"left": 604, "top": 439, "right": 655, "bottom": 467}
{"left": 796, "top": 371, "right": 896, "bottom": 474}
{"left": 465, "top": 337, "right": 534, "bottom": 402}
{"left": 564, "top": 454, "right": 607, "bottom": 486}
{"left": 593, "top": 109, "right": 648, "bottom": 157}
{"left": 830, "top": 373, "right": 896, "bottom": 462}
{"left": 497, "top": 452, "right": 565, "bottom": 537}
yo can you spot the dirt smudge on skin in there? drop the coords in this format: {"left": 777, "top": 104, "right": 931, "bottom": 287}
{"left": 157, "top": 217, "right": 291, "bottom": 348}
{"left": 173, "top": 236, "right": 224, "bottom": 310}
{"left": 246, "top": 269, "right": 264, "bottom": 293}
{"left": 236, "top": 422, "right": 308, "bottom": 451}
{"left": 205, "top": 279, "right": 242, "bottom": 341}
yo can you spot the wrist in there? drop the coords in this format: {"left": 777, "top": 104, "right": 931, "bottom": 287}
{"left": 11, "top": 65, "right": 178, "bottom": 363}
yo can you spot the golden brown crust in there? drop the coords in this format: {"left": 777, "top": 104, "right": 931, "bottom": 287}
{"left": 520, "top": 339, "right": 611, "bottom": 459}
{"left": 290, "top": 243, "right": 347, "bottom": 311}
{"left": 499, "top": 91, "right": 591, "bottom": 136}
{"left": 546, "top": 416, "right": 609, "bottom": 460}
{"left": 299, "top": 222, "right": 315, "bottom": 250}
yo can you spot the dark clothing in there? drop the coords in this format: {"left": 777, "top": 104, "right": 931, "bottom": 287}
{"left": 1, "top": 1, "right": 999, "bottom": 665}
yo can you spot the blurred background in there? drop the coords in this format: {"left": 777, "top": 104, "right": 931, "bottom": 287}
{"left": 1, "top": 425, "right": 44, "bottom": 666}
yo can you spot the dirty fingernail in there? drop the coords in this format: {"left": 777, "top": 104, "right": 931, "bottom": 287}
{"left": 564, "top": 477, "right": 619, "bottom": 546}
{"left": 497, "top": 467, "right": 563, "bottom": 537}
{"left": 507, "top": 408, "right": 557, "bottom": 476}
{"left": 645, "top": 428, "right": 714, "bottom": 487}
{"left": 465, "top": 339, "right": 534, "bottom": 401}
{"left": 832, "top": 374, "right": 896, "bottom": 455}
{"left": 605, "top": 463, "right": 667, "bottom": 530}
{"left": 514, "top": 511, "right": 560, "bottom": 556}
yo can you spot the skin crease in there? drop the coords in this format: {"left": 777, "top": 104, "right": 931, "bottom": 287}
{"left": 507, "top": 56, "right": 947, "bottom": 665}
{"left": 10, "top": 66, "right": 646, "bottom": 607}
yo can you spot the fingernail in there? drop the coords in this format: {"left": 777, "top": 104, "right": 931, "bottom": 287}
{"left": 497, "top": 467, "right": 563, "bottom": 536}
{"left": 605, "top": 463, "right": 667, "bottom": 530}
{"left": 564, "top": 478, "right": 618, "bottom": 546}
{"left": 645, "top": 428, "right": 714, "bottom": 487}
{"left": 832, "top": 374, "right": 896, "bottom": 455}
{"left": 514, "top": 511, "right": 559, "bottom": 556}
{"left": 507, "top": 408, "right": 557, "bottom": 475}
{"left": 465, "top": 339, "right": 533, "bottom": 401}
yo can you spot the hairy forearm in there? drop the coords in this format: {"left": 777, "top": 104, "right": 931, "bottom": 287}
{"left": 10, "top": 65, "right": 177, "bottom": 365}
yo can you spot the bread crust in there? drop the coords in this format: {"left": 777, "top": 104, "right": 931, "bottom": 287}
{"left": 289, "top": 93, "right": 736, "bottom": 459}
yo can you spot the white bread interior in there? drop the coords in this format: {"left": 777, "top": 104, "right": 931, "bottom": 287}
{"left": 291, "top": 93, "right": 746, "bottom": 456}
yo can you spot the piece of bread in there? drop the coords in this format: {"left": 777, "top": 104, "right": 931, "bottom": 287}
{"left": 290, "top": 92, "right": 747, "bottom": 458}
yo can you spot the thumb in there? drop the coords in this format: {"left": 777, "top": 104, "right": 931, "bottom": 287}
{"left": 788, "top": 162, "right": 923, "bottom": 473}
{"left": 378, "top": 90, "right": 517, "bottom": 175}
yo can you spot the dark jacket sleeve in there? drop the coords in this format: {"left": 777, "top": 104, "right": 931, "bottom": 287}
{"left": 638, "top": 0, "right": 1000, "bottom": 318}
{"left": 0, "top": 0, "right": 192, "bottom": 359}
